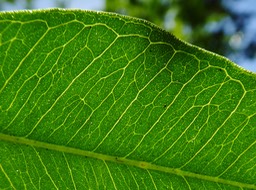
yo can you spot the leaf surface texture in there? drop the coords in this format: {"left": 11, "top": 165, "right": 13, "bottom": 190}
{"left": 0, "top": 9, "right": 256, "bottom": 189}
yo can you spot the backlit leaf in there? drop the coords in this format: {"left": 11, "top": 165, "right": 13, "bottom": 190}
{"left": 0, "top": 9, "right": 256, "bottom": 189}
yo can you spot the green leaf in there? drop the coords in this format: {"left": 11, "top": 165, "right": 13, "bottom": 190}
{"left": 0, "top": 9, "right": 256, "bottom": 189}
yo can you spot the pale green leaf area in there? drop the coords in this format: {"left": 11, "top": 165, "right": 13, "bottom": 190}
{"left": 0, "top": 9, "right": 256, "bottom": 189}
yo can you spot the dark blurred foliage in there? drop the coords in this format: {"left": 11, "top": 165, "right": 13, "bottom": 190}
{"left": 175, "top": 0, "right": 227, "bottom": 55}
{"left": 178, "top": 0, "right": 222, "bottom": 27}
{"left": 106, "top": 0, "right": 170, "bottom": 27}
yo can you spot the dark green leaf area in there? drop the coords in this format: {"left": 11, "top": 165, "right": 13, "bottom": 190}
{"left": 0, "top": 9, "right": 256, "bottom": 190}
{"left": 0, "top": 140, "right": 246, "bottom": 190}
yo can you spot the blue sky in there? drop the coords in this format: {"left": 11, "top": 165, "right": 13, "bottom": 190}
{"left": 2, "top": 0, "right": 104, "bottom": 10}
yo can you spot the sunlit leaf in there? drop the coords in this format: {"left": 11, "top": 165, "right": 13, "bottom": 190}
{"left": 0, "top": 9, "right": 256, "bottom": 189}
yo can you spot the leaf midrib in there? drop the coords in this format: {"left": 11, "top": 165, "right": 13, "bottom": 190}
{"left": 0, "top": 133, "right": 255, "bottom": 189}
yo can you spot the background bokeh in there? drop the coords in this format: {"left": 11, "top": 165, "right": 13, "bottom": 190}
{"left": 1, "top": 0, "right": 256, "bottom": 72}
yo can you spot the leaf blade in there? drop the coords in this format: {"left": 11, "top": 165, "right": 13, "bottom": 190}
{"left": 0, "top": 9, "right": 256, "bottom": 189}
